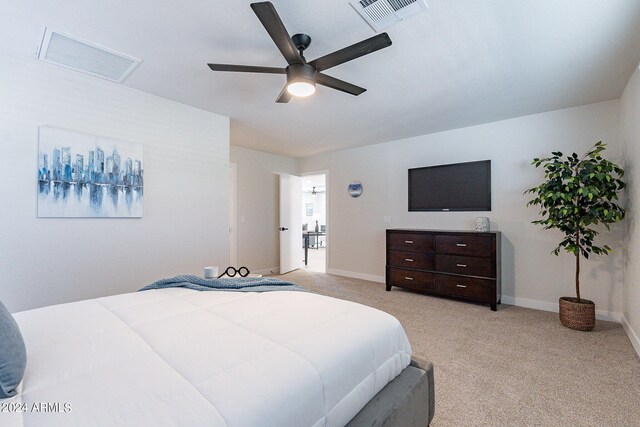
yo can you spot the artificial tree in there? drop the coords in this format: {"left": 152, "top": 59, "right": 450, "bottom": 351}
{"left": 525, "top": 141, "right": 625, "bottom": 329}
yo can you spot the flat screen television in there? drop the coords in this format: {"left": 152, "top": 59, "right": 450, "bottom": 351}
{"left": 408, "top": 160, "right": 491, "bottom": 211}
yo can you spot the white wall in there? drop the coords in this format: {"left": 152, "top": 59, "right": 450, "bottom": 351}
{"left": 620, "top": 66, "right": 640, "bottom": 354}
{"left": 229, "top": 145, "right": 297, "bottom": 274}
{"left": 0, "top": 54, "right": 230, "bottom": 312}
{"left": 299, "top": 100, "right": 625, "bottom": 317}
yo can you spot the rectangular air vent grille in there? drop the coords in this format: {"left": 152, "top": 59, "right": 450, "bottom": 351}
{"left": 37, "top": 28, "right": 142, "bottom": 83}
{"left": 351, "top": 0, "right": 428, "bottom": 32}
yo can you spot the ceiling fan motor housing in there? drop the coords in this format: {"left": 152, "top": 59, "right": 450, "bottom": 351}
{"left": 286, "top": 63, "right": 317, "bottom": 84}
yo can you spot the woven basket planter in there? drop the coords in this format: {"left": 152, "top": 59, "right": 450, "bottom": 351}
{"left": 559, "top": 297, "right": 595, "bottom": 331}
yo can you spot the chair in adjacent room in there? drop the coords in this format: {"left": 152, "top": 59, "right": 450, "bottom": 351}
{"left": 318, "top": 225, "right": 326, "bottom": 248}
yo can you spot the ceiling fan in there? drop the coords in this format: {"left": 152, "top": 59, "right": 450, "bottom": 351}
{"left": 207, "top": 1, "right": 392, "bottom": 103}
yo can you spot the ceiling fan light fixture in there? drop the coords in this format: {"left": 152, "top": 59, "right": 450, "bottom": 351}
{"left": 286, "top": 63, "right": 317, "bottom": 97}
{"left": 287, "top": 81, "right": 316, "bottom": 97}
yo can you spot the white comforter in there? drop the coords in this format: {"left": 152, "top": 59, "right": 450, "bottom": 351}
{"left": 4, "top": 288, "right": 411, "bottom": 427}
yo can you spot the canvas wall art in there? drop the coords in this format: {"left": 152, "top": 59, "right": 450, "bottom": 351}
{"left": 38, "top": 127, "right": 143, "bottom": 217}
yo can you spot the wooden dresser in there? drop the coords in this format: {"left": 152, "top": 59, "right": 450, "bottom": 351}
{"left": 386, "top": 229, "right": 501, "bottom": 311}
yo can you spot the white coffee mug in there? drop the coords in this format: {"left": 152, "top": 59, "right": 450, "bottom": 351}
{"left": 204, "top": 266, "right": 219, "bottom": 279}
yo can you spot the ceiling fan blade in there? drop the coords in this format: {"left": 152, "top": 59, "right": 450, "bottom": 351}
{"left": 207, "top": 64, "right": 286, "bottom": 74}
{"left": 316, "top": 73, "right": 366, "bottom": 96}
{"left": 309, "top": 33, "right": 392, "bottom": 72}
{"left": 276, "top": 85, "right": 292, "bottom": 103}
{"left": 250, "top": 2, "right": 303, "bottom": 65}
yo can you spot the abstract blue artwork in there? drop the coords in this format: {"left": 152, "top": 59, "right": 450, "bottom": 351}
{"left": 37, "top": 127, "right": 143, "bottom": 217}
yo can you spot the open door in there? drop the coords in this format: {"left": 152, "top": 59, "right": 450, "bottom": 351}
{"left": 279, "top": 173, "right": 303, "bottom": 274}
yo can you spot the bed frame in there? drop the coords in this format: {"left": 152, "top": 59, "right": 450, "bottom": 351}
{"left": 347, "top": 357, "right": 435, "bottom": 427}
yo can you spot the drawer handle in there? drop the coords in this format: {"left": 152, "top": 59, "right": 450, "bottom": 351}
{"left": 405, "top": 258, "right": 414, "bottom": 262}
{"left": 456, "top": 284, "right": 467, "bottom": 288}
{"left": 404, "top": 277, "right": 414, "bottom": 281}
{"left": 456, "top": 264, "right": 467, "bottom": 267}
{"left": 456, "top": 243, "right": 467, "bottom": 247}
{"left": 405, "top": 240, "right": 414, "bottom": 244}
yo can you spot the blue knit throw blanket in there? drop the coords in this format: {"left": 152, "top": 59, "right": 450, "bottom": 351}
{"left": 139, "top": 275, "right": 305, "bottom": 293}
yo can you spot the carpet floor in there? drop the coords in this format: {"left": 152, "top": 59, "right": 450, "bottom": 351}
{"left": 276, "top": 269, "right": 640, "bottom": 427}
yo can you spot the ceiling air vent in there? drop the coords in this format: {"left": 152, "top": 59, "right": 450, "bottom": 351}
{"left": 37, "top": 28, "right": 142, "bottom": 83}
{"left": 350, "top": 0, "right": 428, "bottom": 32}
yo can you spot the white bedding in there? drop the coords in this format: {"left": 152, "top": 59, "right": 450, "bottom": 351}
{"left": 4, "top": 288, "right": 411, "bottom": 427}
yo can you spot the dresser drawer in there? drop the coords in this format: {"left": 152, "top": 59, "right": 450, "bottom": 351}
{"left": 435, "top": 234, "right": 493, "bottom": 257}
{"left": 387, "top": 233, "right": 433, "bottom": 252}
{"left": 435, "top": 274, "right": 493, "bottom": 302}
{"left": 388, "top": 250, "right": 434, "bottom": 270}
{"left": 435, "top": 254, "right": 495, "bottom": 278}
{"left": 387, "top": 268, "right": 434, "bottom": 292}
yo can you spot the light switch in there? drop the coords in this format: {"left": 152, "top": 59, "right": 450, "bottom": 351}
{"left": 240, "top": 216, "right": 246, "bottom": 224}
{"left": 384, "top": 216, "right": 392, "bottom": 224}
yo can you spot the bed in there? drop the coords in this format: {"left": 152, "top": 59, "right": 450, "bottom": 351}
{"left": 2, "top": 287, "right": 434, "bottom": 426}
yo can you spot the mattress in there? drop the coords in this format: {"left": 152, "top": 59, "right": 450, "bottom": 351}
{"left": 4, "top": 288, "right": 412, "bottom": 427}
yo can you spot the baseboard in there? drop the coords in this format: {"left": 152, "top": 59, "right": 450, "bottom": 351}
{"left": 253, "top": 267, "right": 280, "bottom": 276}
{"left": 326, "top": 268, "right": 385, "bottom": 284}
{"left": 501, "top": 296, "right": 622, "bottom": 322}
{"left": 621, "top": 315, "right": 640, "bottom": 358}
{"left": 501, "top": 296, "right": 557, "bottom": 314}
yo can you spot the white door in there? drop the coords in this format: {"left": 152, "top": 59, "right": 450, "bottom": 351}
{"left": 279, "top": 173, "right": 303, "bottom": 274}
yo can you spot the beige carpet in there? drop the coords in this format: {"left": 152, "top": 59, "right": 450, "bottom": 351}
{"left": 276, "top": 269, "right": 640, "bottom": 427}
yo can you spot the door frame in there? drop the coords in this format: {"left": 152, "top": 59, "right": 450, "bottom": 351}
{"left": 300, "top": 170, "right": 329, "bottom": 273}
{"left": 229, "top": 163, "right": 238, "bottom": 267}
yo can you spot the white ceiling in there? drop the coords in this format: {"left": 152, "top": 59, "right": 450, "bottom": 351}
{"left": 1, "top": 1, "right": 639, "bottom": 158}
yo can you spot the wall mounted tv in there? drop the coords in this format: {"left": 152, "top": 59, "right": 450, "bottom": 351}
{"left": 408, "top": 160, "right": 491, "bottom": 211}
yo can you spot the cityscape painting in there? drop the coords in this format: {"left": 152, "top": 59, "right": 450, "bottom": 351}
{"left": 38, "top": 127, "right": 143, "bottom": 217}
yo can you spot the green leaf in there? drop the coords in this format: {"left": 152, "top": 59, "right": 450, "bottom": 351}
{"left": 526, "top": 141, "right": 625, "bottom": 296}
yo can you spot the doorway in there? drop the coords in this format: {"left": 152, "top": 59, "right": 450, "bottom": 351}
{"left": 301, "top": 173, "right": 327, "bottom": 273}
